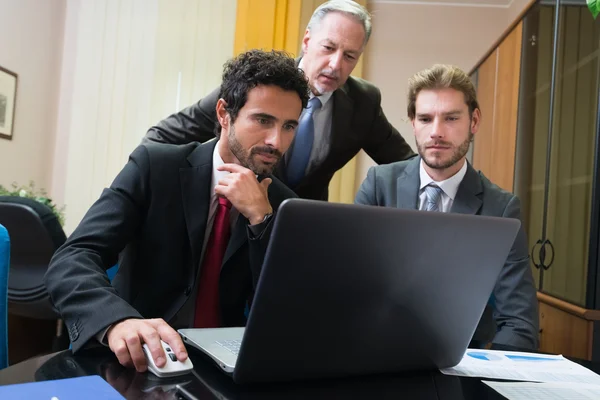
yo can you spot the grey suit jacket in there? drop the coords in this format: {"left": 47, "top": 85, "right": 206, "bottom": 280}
{"left": 143, "top": 59, "right": 415, "bottom": 201}
{"left": 355, "top": 157, "right": 539, "bottom": 350}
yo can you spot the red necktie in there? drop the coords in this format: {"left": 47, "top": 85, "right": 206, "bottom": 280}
{"left": 194, "top": 197, "right": 232, "bottom": 328}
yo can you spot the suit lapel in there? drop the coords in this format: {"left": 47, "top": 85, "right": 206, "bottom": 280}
{"left": 222, "top": 215, "right": 247, "bottom": 266}
{"left": 180, "top": 141, "right": 216, "bottom": 268}
{"left": 396, "top": 157, "right": 421, "bottom": 210}
{"left": 328, "top": 84, "right": 355, "bottom": 155}
{"left": 450, "top": 162, "right": 483, "bottom": 215}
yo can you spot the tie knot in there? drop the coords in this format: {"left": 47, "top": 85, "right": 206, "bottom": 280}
{"left": 218, "top": 197, "right": 232, "bottom": 209}
{"left": 424, "top": 184, "right": 443, "bottom": 198}
{"left": 307, "top": 97, "right": 322, "bottom": 111}
{"left": 424, "top": 184, "right": 443, "bottom": 212}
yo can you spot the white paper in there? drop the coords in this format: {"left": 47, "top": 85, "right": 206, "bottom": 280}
{"left": 440, "top": 349, "right": 600, "bottom": 384}
{"left": 483, "top": 381, "right": 600, "bottom": 400}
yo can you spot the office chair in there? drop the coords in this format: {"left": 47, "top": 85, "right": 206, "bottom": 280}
{"left": 0, "top": 196, "right": 66, "bottom": 319}
{"left": 0, "top": 224, "right": 10, "bottom": 369}
{"left": 0, "top": 196, "right": 70, "bottom": 353}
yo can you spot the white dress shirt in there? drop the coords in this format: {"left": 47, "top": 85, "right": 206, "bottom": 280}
{"left": 418, "top": 160, "right": 468, "bottom": 213}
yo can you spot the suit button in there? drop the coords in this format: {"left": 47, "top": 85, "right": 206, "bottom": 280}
{"left": 184, "top": 286, "right": 191, "bottom": 296}
{"left": 69, "top": 324, "right": 79, "bottom": 342}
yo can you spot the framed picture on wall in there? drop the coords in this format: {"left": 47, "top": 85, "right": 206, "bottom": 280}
{"left": 0, "top": 65, "right": 17, "bottom": 140}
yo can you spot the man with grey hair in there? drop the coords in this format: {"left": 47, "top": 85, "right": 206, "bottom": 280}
{"left": 144, "top": 0, "right": 415, "bottom": 201}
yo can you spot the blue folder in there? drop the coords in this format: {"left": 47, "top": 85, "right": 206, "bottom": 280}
{"left": 0, "top": 375, "right": 124, "bottom": 399}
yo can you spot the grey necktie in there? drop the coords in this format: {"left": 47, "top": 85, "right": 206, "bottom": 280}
{"left": 424, "top": 184, "right": 444, "bottom": 212}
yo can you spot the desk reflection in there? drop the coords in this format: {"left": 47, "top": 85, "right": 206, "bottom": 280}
{"left": 0, "top": 347, "right": 508, "bottom": 400}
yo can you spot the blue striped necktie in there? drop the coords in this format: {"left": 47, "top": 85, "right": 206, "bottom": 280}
{"left": 286, "top": 97, "right": 322, "bottom": 187}
{"left": 424, "top": 184, "right": 444, "bottom": 212}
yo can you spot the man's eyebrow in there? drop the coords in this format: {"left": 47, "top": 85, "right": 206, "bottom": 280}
{"left": 415, "top": 110, "right": 464, "bottom": 117}
{"left": 443, "top": 110, "right": 463, "bottom": 115}
{"left": 250, "top": 112, "right": 277, "bottom": 120}
{"left": 250, "top": 113, "right": 299, "bottom": 126}
{"left": 284, "top": 119, "right": 299, "bottom": 126}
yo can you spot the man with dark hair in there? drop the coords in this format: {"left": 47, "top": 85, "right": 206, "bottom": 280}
{"left": 45, "top": 50, "right": 310, "bottom": 372}
{"left": 143, "top": 0, "right": 415, "bottom": 201}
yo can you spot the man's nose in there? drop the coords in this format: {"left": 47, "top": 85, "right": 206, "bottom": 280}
{"left": 264, "top": 127, "right": 282, "bottom": 149}
{"left": 329, "top": 52, "right": 343, "bottom": 71}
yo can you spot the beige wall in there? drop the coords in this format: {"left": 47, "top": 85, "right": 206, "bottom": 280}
{"left": 0, "top": 0, "right": 66, "bottom": 192}
{"left": 355, "top": 0, "right": 533, "bottom": 191}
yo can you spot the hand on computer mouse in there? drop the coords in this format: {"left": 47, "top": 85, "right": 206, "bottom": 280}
{"left": 142, "top": 340, "right": 194, "bottom": 378}
{"left": 106, "top": 318, "right": 188, "bottom": 372}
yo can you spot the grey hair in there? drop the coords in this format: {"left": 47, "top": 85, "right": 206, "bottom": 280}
{"left": 307, "top": 0, "right": 372, "bottom": 45}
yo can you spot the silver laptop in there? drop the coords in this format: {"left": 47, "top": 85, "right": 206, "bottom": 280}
{"left": 179, "top": 198, "right": 520, "bottom": 384}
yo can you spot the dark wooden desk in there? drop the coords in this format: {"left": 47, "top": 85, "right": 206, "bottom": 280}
{"left": 0, "top": 347, "right": 598, "bottom": 399}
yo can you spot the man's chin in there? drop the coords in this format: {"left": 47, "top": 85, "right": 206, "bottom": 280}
{"left": 312, "top": 82, "right": 337, "bottom": 96}
{"left": 247, "top": 163, "right": 275, "bottom": 176}
{"left": 422, "top": 156, "right": 455, "bottom": 170}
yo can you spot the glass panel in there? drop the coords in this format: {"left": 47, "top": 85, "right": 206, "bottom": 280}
{"left": 515, "top": 3, "right": 600, "bottom": 305}
{"left": 542, "top": 4, "right": 599, "bottom": 305}
{"left": 514, "top": 4, "right": 554, "bottom": 292}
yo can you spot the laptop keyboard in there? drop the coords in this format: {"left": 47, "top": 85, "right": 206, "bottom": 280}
{"left": 216, "top": 339, "right": 242, "bottom": 356}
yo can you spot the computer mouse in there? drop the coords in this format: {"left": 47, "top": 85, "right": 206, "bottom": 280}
{"left": 142, "top": 340, "right": 194, "bottom": 378}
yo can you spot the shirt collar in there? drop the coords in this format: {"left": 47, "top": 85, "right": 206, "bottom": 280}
{"left": 419, "top": 159, "right": 468, "bottom": 201}
{"left": 212, "top": 142, "right": 259, "bottom": 193}
{"left": 298, "top": 57, "right": 334, "bottom": 107}
{"left": 212, "top": 143, "right": 229, "bottom": 196}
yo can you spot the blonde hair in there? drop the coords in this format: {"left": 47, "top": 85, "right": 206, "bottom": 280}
{"left": 407, "top": 64, "right": 479, "bottom": 120}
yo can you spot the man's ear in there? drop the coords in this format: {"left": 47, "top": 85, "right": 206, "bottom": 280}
{"left": 216, "top": 98, "right": 229, "bottom": 130}
{"left": 470, "top": 108, "right": 481, "bottom": 135}
{"left": 301, "top": 29, "right": 311, "bottom": 54}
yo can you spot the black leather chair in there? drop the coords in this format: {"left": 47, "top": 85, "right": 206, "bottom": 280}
{"left": 0, "top": 196, "right": 66, "bottom": 319}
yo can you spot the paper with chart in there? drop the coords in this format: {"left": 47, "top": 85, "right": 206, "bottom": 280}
{"left": 440, "top": 349, "right": 600, "bottom": 384}
{"left": 483, "top": 381, "right": 600, "bottom": 400}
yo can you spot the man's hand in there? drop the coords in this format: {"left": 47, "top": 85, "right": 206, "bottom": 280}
{"left": 106, "top": 318, "right": 188, "bottom": 372}
{"left": 215, "top": 164, "right": 273, "bottom": 225}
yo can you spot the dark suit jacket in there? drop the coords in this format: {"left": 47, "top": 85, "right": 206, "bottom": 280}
{"left": 355, "top": 157, "right": 539, "bottom": 350}
{"left": 44, "top": 140, "right": 296, "bottom": 352}
{"left": 143, "top": 67, "right": 415, "bottom": 201}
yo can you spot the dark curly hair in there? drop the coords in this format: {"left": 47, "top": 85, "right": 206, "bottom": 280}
{"left": 216, "top": 49, "right": 310, "bottom": 135}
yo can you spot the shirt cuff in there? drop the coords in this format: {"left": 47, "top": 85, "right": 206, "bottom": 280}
{"left": 247, "top": 213, "right": 274, "bottom": 239}
{"left": 95, "top": 325, "right": 112, "bottom": 346}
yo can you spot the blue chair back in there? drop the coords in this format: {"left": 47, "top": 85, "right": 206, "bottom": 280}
{"left": 0, "top": 224, "right": 10, "bottom": 369}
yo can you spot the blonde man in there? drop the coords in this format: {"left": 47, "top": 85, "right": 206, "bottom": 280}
{"left": 355, "top": 64, "right": 538, "bottom": 350}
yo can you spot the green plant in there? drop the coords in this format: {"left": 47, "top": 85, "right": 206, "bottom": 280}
{"left": 0, "top": 181, "right": 66, "bottom": 226}
{"left": 589, "top": 0, "right": 600, "bottom": 19}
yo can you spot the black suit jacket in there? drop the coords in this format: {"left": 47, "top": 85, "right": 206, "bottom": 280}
{"left": 44, "top": 140, "right": 297, "bottom": 352}
{"left": 143, "top": 68, "right": 415, "bottom": 200}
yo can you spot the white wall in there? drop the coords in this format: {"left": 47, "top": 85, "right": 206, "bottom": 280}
{"left": 52, "top": 0, "right": 237, "bottom": 233}
{"left": 0, "top": 0, "right": 66, "bottom": 192}
{"left": 355, "top": 0, "right": 533, "bottom": 190}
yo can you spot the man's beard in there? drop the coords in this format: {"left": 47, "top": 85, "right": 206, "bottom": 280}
{"left": 417, "top": 132, "right": 473, "bottom": 170}
{"left": 228, "top": 125, "right": 282, "bottom": 175}
{"left": 310, "top": 68, "right": 340, "bottom": 96}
